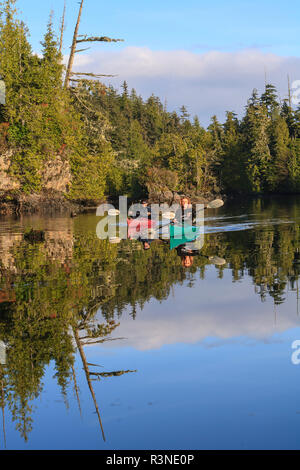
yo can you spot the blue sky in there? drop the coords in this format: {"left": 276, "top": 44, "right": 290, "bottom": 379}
{"left": 17, "top": 0, "right": 300, "bottom": 56}
{"left": 15, "top": 0, "right": 300, "bottom": 125}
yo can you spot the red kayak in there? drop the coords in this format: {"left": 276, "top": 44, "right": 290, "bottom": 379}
{"left": 127, "top": 217, "right": 157, "bottom": 238}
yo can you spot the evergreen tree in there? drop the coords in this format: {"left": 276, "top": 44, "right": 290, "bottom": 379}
{"left": 267, "top": 116, "right": 290, "bottom": 190}
{"left": 281, "top": 100, "right": 296, "bottom": 137}
{"left": 221, "top": 111, "right": 245, "bottom": 192}
{"left": 288, "top": 139, "right": 300, "bottom": 191}
{"left": 260, "top": 83, "right": 279, "bottom": 117}
{"left": 180, "top": 105, "right": 190, "bottom": 123}
{"left": 241, "top": 93, "right": 271, "bottom": 192}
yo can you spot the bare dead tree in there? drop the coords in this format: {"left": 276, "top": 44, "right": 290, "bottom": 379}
{"left": 71, "top": 363, "right": 82, "bottom": 417}
{"left": 59, "top": 1, "right": 66, "bottom": 55}
{"left": 64, "top": 0, "right": 84, "bottom": 88}
{"left": 73, "top": 327, "right": 106, "bottom": 441}
{"left": 0, "top": 365, "right": 6, "bottom": 449}
{"left": 64, "top": 0, "right": 124, "bottom": 88}
{"left": 288, "top": 74, "right": 292, "bottom": 108}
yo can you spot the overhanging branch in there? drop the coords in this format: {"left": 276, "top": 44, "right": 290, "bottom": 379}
{"left": 71, "top": 72, "right": 117, "bottom": 78}
{"left": 76, "top": 35, "right": 124, "bottom": 44}
{"left": 74, "top": 47, "right": 91, "bottom": 53}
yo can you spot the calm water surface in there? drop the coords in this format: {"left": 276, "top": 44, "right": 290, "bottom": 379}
{"left": 1, "top": 196, "right": 300, "bottom": 450}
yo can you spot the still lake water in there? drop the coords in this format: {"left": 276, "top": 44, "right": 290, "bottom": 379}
{"left": 1, "top": 196, "right": 300, "bottom": 450}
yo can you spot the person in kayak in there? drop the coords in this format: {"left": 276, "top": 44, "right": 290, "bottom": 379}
{"left": 141, "top": 200, "right": 151, "bottom": 217}
{"left": 141, "top": 240, "right": 152, "bottom": 250}
{"left": 140, "top": 203, "right": 153, "bottom": 250}
{"left": 173, "top": 196, "right": 193, "bottom": 225}
{"left": 180, "top": 253, "right": 194, "bottom": 267}
{"left": 127, "top": 200, "right": 153, "bottom": 250}
{"left": 128, "top": 200, "right": 151, "bottom": 219}
{"left": 175, "top": 243, "right": 199, "bottom": 267}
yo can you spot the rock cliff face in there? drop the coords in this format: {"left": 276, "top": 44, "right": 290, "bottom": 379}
{"left": 0, "top": 232, "right": 23, "bottom": 273}
{"left": 0, "top": 150, "right": 20, "bottom": 191}
{"left": 0, "top": 152, "right": 72, "bottom": 194}
{"left": 41, "top": 156, "right": 72, "bottom": 193}
{"left": 0, "top": 152, "right": 77, "bottom": 214}
{"left": 0, "top": 218, "right": 74, "bottom": 274}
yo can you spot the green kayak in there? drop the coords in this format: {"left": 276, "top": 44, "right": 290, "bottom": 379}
{"left": 169, "top": 223, "right": 200, "bottom": 250}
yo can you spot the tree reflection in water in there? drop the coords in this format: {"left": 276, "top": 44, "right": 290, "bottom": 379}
{"left": 0, "top": 198, "right": 300, "bottom": 443}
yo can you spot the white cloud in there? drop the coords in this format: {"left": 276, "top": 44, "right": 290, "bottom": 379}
{"left": 72, "top": 46, "right": 300, "bottom": 126}
{"left": 94, "top": 273, "right": 300, "bottom": 351}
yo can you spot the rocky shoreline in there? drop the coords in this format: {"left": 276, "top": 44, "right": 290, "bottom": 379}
{"left": 0, "top": 189, "right": 225, "bottom": 216}
{"left": 0, "top": 150, "right": 224, "bottom": 216}
{"left": 0, "top": 191, "right": 97, "bottom": 216}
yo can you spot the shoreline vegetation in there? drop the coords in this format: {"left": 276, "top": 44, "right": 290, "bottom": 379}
{"left": 0, "top": 1, "right": 300, "bottom": 215}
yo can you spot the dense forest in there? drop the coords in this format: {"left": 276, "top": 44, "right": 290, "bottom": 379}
{"left": 0, "top": 0, "right": 300, "bottom": 205}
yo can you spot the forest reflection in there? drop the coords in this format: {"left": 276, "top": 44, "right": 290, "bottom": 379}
{"left": 1, "top": 197, "right": 300, "bottom": 443}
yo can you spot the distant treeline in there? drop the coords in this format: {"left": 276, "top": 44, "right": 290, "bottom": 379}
{"left": 0, "top": 0, "right": 300, "bottom": 201}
